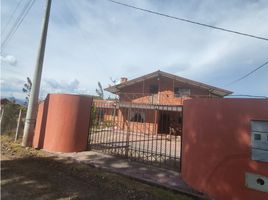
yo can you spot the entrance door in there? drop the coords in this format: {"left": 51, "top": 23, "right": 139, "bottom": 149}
{"left": 158, "top": 111, "right": 170, "bottom": 134}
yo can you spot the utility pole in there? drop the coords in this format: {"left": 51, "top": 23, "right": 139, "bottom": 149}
{"left": 22, "top": 0, "right": 52, "bottom": 147}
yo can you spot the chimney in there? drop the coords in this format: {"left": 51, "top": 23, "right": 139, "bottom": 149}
{"left": 120, "top": 77, "right": 128, "bottom": 83}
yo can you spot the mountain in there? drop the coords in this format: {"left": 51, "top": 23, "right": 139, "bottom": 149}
{"left": 0, "top": 96, "right": 25, "bottom": 106}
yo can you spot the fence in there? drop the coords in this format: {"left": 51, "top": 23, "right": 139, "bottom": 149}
{"left": 0, "top": 103, "right": 25, "bottom": 141}
{"left": 88, "top": 101, "right": 182, "bottom": 171}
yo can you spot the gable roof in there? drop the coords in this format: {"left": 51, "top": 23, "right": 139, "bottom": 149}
{"left": 105, "top": 70, "right": 233, "bottom": 97}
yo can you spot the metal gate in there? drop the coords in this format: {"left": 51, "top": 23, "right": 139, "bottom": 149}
{"left": 88, "top": 100, "right": 182, "bottom": 171}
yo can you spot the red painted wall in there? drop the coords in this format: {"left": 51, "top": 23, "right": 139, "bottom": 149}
{"left": 32, "top": 94, "right": 92, "bottom": 152}
{"left": 182, "top": 98, "right": 268, "bottom": 200}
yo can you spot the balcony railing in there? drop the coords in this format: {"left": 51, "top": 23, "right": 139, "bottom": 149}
{"left": 119, "top": 93, "right": 217, "bottom": 105}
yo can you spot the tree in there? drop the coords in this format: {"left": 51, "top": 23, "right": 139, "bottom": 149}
{"left": 95, "top": 81, "right": 104, "bottom": 99}
{"left": 22, "top": 77, "right": 32, "bottom": 106}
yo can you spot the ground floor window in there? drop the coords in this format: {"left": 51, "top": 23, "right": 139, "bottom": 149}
{"left": 130, "top": 111, "right": 145, "bottom": 123}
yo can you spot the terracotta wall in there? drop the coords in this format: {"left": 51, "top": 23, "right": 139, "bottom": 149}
{"left": 32, "top": 94, "right": 92, "bottom": 152}
{"left": 182, "top": 98, "right": 268, "bottom": 200}
{"left": 119, "top": 76, "right": 211, "bottom": 105}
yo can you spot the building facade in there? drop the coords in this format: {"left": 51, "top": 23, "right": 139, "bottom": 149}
{"left": 99, "top": 70, "right": 232, "bottom": 135}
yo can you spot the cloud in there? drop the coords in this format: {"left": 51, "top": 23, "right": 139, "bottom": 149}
{"left": 40, "top": 78, "right": 90, "bottom": 99}
{"left": 0, "top": 77, "right": 25, "bottom": 99}
{"left": 1, "top": 0, "right": 268, "bottom": 99}
{"left": 0, "top": 55, "right": 17, "bottom": 66}
{"left": 43, "top": 79, "right": 80, "bottom": 92}
{"left": 0, "top": 76, "right": 91, "bottom": 100}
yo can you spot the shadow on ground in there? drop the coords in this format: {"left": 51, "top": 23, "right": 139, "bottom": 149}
{"left": 1, "top": 155, "right": 197, "bottom": 200}
{"left": 50, "top": 150, "right": 207, "bottom": 199}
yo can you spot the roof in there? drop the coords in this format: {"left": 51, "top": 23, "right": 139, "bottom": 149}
{"left": 104, "top": 70, "right": 233, "bottom": 97}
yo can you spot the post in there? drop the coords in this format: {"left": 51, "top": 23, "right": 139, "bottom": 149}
{"left": 0, "top": 107, "right": 4, "bottom": 124}
{"left": 22, "top": 0, "right": 52, "bottom": 147}
{"left": 15, "top": 109, "right": 22, "bottom": 141}
{"left": 125, "top": 108, "right": 131, "bottom": 158}
{"left": 154, "top": 109, "right": 158, "bottom": 135}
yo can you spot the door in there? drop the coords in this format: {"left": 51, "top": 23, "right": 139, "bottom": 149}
{"left": 158, "top": 111, "right": 170, "bottom": 134}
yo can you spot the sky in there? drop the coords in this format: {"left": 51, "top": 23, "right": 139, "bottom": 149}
{"left": 1, "top": 0, "right": 268, "bottom": 101}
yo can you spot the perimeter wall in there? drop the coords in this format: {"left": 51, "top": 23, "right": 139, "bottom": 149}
{"left": 182, "top": 98, "right": 268, "bottom": 200}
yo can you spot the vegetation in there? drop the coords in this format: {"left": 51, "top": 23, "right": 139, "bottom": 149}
{"left": 0, "top": 103, "right": 25, "bottom": 135}
{"left": 96, "top": 81, "right": 104, "bottom": 99}
{"left": 22, "top": 77, "right": 32, "bottom": 106}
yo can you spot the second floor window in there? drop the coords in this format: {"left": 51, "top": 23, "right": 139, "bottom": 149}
{"left": 174, "top": 88, "right": 191, "bottom": 97}
{"left": 150, "top": 85, "right": 158, "bottom": 94}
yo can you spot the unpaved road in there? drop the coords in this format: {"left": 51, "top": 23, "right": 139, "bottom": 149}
{"left": 1, "top": 136, "right": 195, "bottom": 200}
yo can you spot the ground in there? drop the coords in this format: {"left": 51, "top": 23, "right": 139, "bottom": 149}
{"left": 1, "top": 135, "right": 197, "bottom": 200}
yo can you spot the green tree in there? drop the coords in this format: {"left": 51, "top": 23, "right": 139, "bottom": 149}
{"left": 22, "top": 77, "right": 32, "bottom": 105}
{"left": 95, "top": 82, "right": 104, "bottom": 100}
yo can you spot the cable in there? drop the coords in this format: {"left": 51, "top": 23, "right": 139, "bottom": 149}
{"left": 224, "top": 61, "right": 268, "bottom": 86}
{"left": 2, "top": 0, "right": 32, "bottom": 45}
{"left": 106, "top": 0, "right": 268, "bottom": 42}
{"left": 1, "top": 0, "right": 25, "bottom": 35}
{"left": 1, "top": 0, "right": 36, "bottom": 49}
{"left": 1, "top": 0, "right": 34, "bottom": 48}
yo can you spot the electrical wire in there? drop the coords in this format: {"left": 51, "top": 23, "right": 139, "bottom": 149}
{"left": 2, "top": 0, "right": 35, "bottom": 48}
{"left": 1, "top": 0, "right": 25, "bottom": 35}
{"left": 106, "top": 0, "right": 268, "bottom": 87}
{"left": 225, "top": 61, "right": 268, "bottom": 86}
{"left": 1, "top": 0, "right": 36, "bottom": 49}
{"left": 106, "top": 0, "right": 268, "bottom": 42}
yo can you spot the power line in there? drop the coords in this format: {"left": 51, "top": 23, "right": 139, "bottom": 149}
{"left": 1, "top": 0, "right": 36, "bottom": 49}
{"left": 1, "top": 0, "right": 25, "bottom": 35}
{"left": 106, "top": 0, "right": 268, "bottom": 42}
{"left": 2, "top": 0, "right": 31, "bottom": 46}
{"left": 2, "top": 0, "right": 35, "bottom": 48}
{"left": 225, "top": 61, "right": 268, "bottom": 86}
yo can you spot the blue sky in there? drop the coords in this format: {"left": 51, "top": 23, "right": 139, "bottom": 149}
{"left": 1, "top": 0, "right": 268, "bottom": 100}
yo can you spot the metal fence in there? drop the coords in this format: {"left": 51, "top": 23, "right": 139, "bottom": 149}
{"left": 0, "top": 104, "right": 25, "bottom": 141}
{"left": 88, "top": 101, "right": 182, "bottom": 171}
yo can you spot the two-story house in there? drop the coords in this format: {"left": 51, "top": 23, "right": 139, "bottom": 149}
{"left": 101, "top": 70, "right": 232, "bottom": 135}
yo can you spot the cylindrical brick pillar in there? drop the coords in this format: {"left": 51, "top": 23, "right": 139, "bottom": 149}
{"left": 34, "top": 94, "right": 92, "bottom": 152}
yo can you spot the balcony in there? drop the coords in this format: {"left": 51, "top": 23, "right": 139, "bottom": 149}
{"left": 119, "top": 93, "right": 215, "bottom": 105}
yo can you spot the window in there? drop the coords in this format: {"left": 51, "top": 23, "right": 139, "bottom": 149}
{"left": 251, "top": 120, "right": 268, "bottom": 163}
{"left": 254, "top": 134, "right": 261, "bottom": 140}
{"left": 174, "top": 88, "right": 191, "bottom": 97}
{"left": 130, "top": 111, "right": 145, "bottom": 123}
{"left": 150, "top": 85, "right": 158, "bottom": 94}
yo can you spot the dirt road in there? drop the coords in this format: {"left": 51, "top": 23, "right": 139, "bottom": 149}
{"left": 1, "top": 136, "right": 195, "bottom": 200}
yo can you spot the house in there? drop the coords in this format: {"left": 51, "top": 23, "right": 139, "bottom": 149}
{"left": 96, "top": 70, "right": 232, "bottom": 135}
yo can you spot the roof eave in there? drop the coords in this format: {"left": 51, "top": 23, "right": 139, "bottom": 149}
{"left": 104, "top": 70, "right": 233, "bottom": 96}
